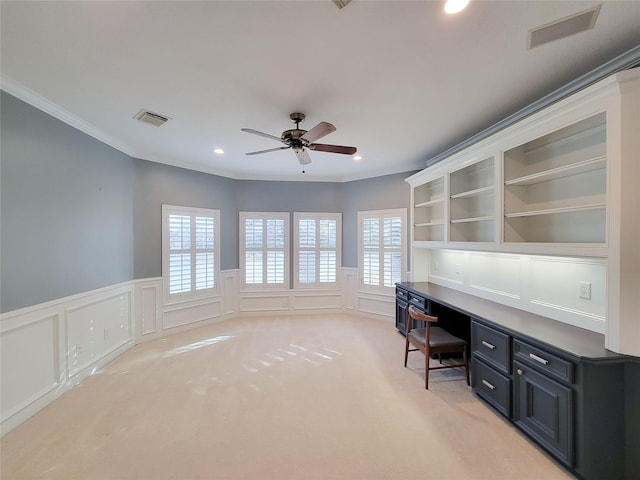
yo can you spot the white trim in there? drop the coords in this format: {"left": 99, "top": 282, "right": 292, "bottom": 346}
{"left": 239, "top": 212, "right": 290, "bottom": 291}
{"left": 0, "top": 74, "right": 134, "bottom": 156}
{"left": 161, "top": 204, "right": 221, "bottom": 305}
{"left": 293, "top": 212, "right": 342, "bottom": 290}
{"left": 357, "top": 208, "right": 407, "bottom": 293}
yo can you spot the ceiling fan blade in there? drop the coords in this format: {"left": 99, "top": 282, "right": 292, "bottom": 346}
{"left": 301, "top": 121, "right": 336, "bottom": 143}
{"left": 308, "top": 143, "right": 357, "bottom": 155}
{"left": 241, "top": 128, "right": 282, "bottom": 142}
{"left": 295, "top": 149, "right": 312, "bottom": 165}
{"left": 246, "top": 146, "right": 290, "bottom": 156}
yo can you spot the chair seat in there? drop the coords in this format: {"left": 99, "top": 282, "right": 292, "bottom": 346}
{"left": 404, "top": 305, "right": 470, "bottom": 389}
{"left": 408, "top": 326, "right": 467, "bottom": 348}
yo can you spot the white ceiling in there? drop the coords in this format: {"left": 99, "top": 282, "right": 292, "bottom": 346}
{"left": 2, "top": 1, "right": 639, "bottom": 182}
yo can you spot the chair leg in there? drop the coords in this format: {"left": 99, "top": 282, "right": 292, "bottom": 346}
{"left": 425, "top": 349, "right": 430, "bottom": 390}
{"left": 404, "top": 337, "right": 409, "bottom": 367}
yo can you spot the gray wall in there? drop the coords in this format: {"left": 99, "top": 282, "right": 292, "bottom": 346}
{"left": 1, "top": 92, "right": 134, "bottom": 312}
{"left": 341, "top": 172, "right": 417, "bottom": 268}
{"left": 133, "top": 159, "right": 238, "bottom": 277}
{"left": 1, "top": 90, "right": 416, "bottom": 312}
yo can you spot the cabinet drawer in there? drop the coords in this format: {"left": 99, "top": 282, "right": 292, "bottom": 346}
{"left": 472, "top": 358, "right": 512, "bottom": 418}
{"left": 396, "top": 288, "right": 408, "bottom": 302}
{"left": 408, "top": 293, "right": 428, "bottom": 312}
{"left": 514, "top": 340, "right": 574, "bottom": 384}
{"left": 471, "top": 321, "right": 511, "bottom": 374}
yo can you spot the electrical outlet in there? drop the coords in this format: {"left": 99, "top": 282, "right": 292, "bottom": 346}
{"left": 579, "top": 281, "right": 591, "bottom": 300}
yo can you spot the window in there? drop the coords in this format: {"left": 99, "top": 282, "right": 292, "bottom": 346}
{"left": 294, "top": 213, "right": 341, "bottom": 289}
{"left": 162, "top": 205, "right": 220, "bottom": 302}
{"left": 240, "top": 212, "right": 289, "bottom": 289}
{"left": 358, "top": 209, "right": 406, "bottom": 291}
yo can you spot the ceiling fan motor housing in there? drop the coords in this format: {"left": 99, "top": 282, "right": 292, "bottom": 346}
{"left": 281, "top": 129, "right": 308, "bottom": 152}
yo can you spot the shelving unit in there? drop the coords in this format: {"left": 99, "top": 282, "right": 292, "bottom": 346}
{"left": 503, "top": 113, "right": 606, "bottom": 244}
{"left": 449, "top": 157, "right": 495, "bottom": 242}
{"left": 406, "top": 68, "right": 640, "bottom": 361}
{"left": 413, "top": 177, "right": 445, "bottom": 242}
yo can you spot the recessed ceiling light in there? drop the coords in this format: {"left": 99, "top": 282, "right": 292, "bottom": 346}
{"left": 353, "top": 154, "right": 363, "bottom": 161}
{"left": 213, "top": 148, "right": 224, "bottom": 155}
{"left": 444, "top": 0, "right": 469, "bottom": 14}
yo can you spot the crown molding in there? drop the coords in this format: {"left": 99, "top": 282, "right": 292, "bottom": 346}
{"left": 0, "top": 74, "right": 135, "bottom": 157}
{"left": 426, "top": 44, "right": 640, "bottom": 167}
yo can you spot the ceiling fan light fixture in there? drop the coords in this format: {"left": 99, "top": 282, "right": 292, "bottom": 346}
{"left": 353, "top": 154, "right": 363, "bottom": 161}
{"left": 213, "top": 148, "right": 224, "bottom": 155}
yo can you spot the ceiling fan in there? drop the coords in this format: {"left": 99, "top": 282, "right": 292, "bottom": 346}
{"left": 241, "top": 112, "right": 357, "bottom": 167}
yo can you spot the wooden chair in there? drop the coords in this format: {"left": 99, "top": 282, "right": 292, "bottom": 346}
{"left": 404, "top": 305, "right": 470, "bottom": 389}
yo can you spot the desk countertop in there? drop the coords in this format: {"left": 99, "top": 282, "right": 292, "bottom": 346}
{"left": 398, "top": 282, "right": 627, "bottom": 361}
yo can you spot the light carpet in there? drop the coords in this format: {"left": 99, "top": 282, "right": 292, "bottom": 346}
{"left": 1, "top": 314, "right": 572, "bottom": 479}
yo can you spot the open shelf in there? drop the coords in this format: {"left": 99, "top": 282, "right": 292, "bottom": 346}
{"left": 505, "top": 208, "right": 606, "bottom": 244}
{"left": 505, "top": 155, "right": 606, "bottom": 187}
{"left": 450, "top": 185, "right": 494, "bottom": 199}
{"left": 448, "top": 157, "right": 496, "bottom": 243}
{"left": 415, "top": 221, "right": 444, "bottom": 227}
{"left": 415, "top": 198, "right": 444, "bottom": 208}
{"left": 413, "top": 176, "right": 445, "bottom": 242}
{"left": 503, "top": 113, "right": 606, "bottom": 244}
{"left": 505, "top": 203, "right": 605, "bottom": 218}
{"left": 451, "top": 216, "right": 494, "bottom": 224}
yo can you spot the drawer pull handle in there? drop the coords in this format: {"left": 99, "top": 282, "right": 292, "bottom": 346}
{"left": 481, "top": 379, "right": 496, "bottom": 390}
{"left": 529, "top": 353, "right": 549, "bottom": 365}
{"left": 517, "top": 368, "right": 524, "bottom": 375}
{"left": 481, "top": 341, "right": 496, "bottom": 350}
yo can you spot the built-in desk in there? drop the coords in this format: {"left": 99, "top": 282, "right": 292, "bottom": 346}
{"left": 396, "top": 282, "right": 640, "bottom": 480}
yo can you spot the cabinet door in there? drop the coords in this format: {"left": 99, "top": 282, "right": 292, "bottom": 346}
{"left": 514, "top": 361, "right": 573, "bottom": 467}
{"left": 396, "top": 297, "right": 408, "bottom": 334}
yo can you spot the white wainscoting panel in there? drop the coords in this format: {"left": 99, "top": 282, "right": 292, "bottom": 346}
{"left": 1, "top": 281, "right": 134, "bottom": 436}
{"left": 163, "top": 298, "right": 222, "bottom": 330}
{"left": 529, "top": 256, "right": 606, "bottom": 332}
{"left": 66, "top": 292, "right": 132, "bottom": 378}
{"left": 424, "top": 249, "right": 607, "bottom": 333}
{"left": 357, "top": 293, "right": 395, "bottom": 321}
{"left": 342, "top": 268, "right": 357, "bottom": 310}
{"left": 239, "top": 293, "right": 290, "bottom": 313}
{"left": 140, "top": 284, "right": 160, "bottom": 335}
{"left": 468, "top": 252, "right": 523, "bottom": 299}
{"left": 222, "top": 270, "right": 239, "bottom": 316}
{"left": 429, "top": 250, "right": 465, "bottom": 285}
{"left": 292, "top": 292, "right": 342, "bottom": 310}
{"left": 1, "top": 315, "right": 59, "bottom": 424}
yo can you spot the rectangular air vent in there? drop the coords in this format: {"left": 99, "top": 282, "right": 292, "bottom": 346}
{"left": 134, "top": 109, "right": 170, "bottom": 127}
{"left": 528, "top": 5, "right": 601, "bottom": 49}
{"left": 331, "top": 0, "right": 352, "bottom": 10}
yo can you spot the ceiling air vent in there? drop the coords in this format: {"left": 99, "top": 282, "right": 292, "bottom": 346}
{"left": 134, "top": 109, "right": 170, "bottom": 127}
{"left": 528, "top": 5, "right": 601, "bottom": 49}
{"left": 331, "top": 0, "right": 352, "bottom": 10}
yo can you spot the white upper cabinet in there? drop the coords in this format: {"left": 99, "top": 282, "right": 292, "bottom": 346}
{"left": 407, "top": 68, "right": 639, "bottom": 258}
{"left": 503, "top": 112, "right": 607, "bottom": 245}
{"left": 449, "top": 157, "right": 496, "bottom": 243}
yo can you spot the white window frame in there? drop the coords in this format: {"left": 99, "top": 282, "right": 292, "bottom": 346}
{"left": 239, "top": 212, "right": 290, "bottom": 290}
{"left": 358, "top": 208, "right": 407, "bottom": 292}
{"left": 162, "top": 204, "right": 220, "bottom": 304}
{"left": 293, "top": 212, "right": 341, "bottom": 290}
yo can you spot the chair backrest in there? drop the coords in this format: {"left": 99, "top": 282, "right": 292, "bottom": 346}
{"left": 408, "top": 305, "right": 438, "bottom": 325}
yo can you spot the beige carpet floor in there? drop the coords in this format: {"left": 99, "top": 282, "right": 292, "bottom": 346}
{"left": 1, "top": 314, "right": 572, "bottom": 480}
